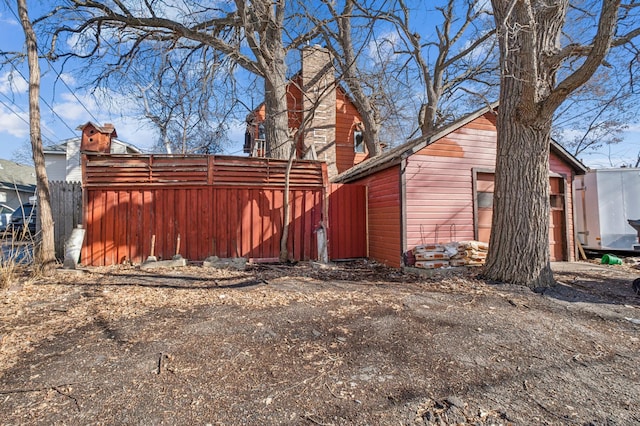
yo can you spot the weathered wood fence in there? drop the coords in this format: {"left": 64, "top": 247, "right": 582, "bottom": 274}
{"left": 81, "top": 154, "right": 331, "bottom": 266}
{"left": 49, "top": 181, "right": 83, "bottom": 259}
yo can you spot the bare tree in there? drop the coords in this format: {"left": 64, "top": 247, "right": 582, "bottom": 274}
{"left": 315, "top": 0, "right": 383, "bottom": 156}
{"left": 485, "top": 0, "right": 640, "bottom": 288}
{"left": 311, "top": 0, "right": 497, "bottom": 155}
{"left": 133, "top": 52, "right": 232, "bottom": 155}
{"left": 389, "top": 0, "right": 497, "bottom": 136}
{"left": 49, "top": 1, "right": 319, "bottom": 159}
{"left": 16, "top": 0, "right": 55, "bottom": 274}
{"left": 553, "top": 68, "right": 634, "bottom": 157}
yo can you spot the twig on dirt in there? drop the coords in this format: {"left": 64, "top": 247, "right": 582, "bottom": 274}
{"left": 324, "top": 382, "right": 346, "bottom": 399}
{"left": 259, "top": 264, "right": 290, "bottom": 274}
{"left": 157, "top": 352, "right": 163, "bottom": 374}
{"left": 302, "top": 413, "right": 334, "bottom": 426}
{"left": 53, "top": 386, "right": 80, "bottom": 411}
{"left": 0, "top": 382, "right": 82, "bottom": 395}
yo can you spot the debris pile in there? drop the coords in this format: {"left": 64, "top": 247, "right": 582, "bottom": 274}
{"left": 412, "top": 240, "right": 488, "bottom": 269}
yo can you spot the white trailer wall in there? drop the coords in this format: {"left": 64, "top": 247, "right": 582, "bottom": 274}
{"left": 574, "top": 168, "right": 640, "bottom": 251}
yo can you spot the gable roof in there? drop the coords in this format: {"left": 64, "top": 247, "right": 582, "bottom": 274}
{"left": 0, "top": 159, "right": 36, "bottom": 193}
{"left": 246, "top": 79, "right": 358, "bottom": 123}
{"left": 76, "top": 121, "right": 118, "bottom": 137}
{"left": 333, "top": 102, "right": 587, "bottom": 183}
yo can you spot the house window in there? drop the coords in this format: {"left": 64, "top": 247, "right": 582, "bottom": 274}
{"left": 354, "top": 130, "right": 365, "bottom": 153}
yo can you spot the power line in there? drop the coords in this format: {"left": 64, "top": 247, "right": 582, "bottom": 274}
{"left": 0, "top": 90, "right": 60, "bottom": 141}
{"left": 7, "top": 65, "right": 78, "bottom": 135}
{"left": 2, "top": 0, "right": 102, "bottom": 130}
{"left": 0, "top": 97, "right": 56, "bottom": 144}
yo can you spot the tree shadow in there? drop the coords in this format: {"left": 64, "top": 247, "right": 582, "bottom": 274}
{"left": 546, "top": 270, "right": 640, "bottom": 308}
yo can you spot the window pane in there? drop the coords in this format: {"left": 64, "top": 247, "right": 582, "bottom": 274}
{"left": 477, "top": 191, "right": 493, "bottom": 208}
{"left": 354, "top": 130, "right": 365, "bottom": 153}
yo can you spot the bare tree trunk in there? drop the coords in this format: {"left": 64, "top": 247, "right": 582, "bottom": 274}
{"left": 485, "top": 0, "right": 621, "bottom": 288}
{"left": 279, "top": 144, "right": 296, "bottom": 262}
{"left": 336, "top": 0, "right": 381, "bottom": 157}
{"left": 16, "top": 0, "right": 55, "bottom": 274}
{"left": 264, "top": 61, "right": 292, "bottom": 159}
{"left": 484, "top": 107, "right": 554, "bottom": 287}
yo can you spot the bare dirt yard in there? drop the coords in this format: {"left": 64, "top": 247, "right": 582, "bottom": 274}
{"left": 1, "top": 259, "right": 639, "bottom": 425}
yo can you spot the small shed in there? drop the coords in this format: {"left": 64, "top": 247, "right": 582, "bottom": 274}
{"left": 333, "top": 104, "right": 587, "bottom": 267}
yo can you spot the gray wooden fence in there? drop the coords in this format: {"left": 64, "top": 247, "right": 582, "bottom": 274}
{"left": 49, "top": 181, "right": 83, "bottom": 260}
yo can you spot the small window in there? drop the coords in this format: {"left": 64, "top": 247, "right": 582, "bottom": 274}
{"left": 257, "top": 124, "right": 265, "bottom": 140}
{"left": 354, "top": 130, "right": 365, "bottom": 153}
{"left": 477, "top": 191, "right": 493, "bottom": 208}
{"left": 550, "top": 194, "right": 564, "bottom": 209}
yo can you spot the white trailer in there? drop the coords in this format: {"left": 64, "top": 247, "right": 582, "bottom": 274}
{"left": 574, "top": 168, "right": 640, "bottom": 251}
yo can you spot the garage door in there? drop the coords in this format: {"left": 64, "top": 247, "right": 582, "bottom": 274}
{"left": 475, "top": 173, "right": 566, "bottom": 261}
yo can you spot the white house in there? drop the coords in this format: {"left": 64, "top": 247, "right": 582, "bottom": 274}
{"left": 44, "top": 123, "right": 141, "bottom": 183}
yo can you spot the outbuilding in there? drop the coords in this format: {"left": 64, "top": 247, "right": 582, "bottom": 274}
{"left": 333, "top": 104, "right": 587, "bottom": 267}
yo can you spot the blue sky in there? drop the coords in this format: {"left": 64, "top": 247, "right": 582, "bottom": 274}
{"left": 0, "top": 4, "right": 247, "bottom": 162}
{"left": 0, "top": 2, "right": 638, "bottom": 169}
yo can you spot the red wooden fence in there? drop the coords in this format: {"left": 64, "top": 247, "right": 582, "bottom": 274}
{"left": 81, "top": 154, "right": 326, "bottom": 266}
{"left": 328, "top": 183, "right": 368, "bottom": 259}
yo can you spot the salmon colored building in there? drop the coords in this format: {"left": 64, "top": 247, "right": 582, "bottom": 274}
{"left": 244, "top": 46, "right": 369, "bottom": 179}
{"left": 333, "top": 104, "right": 587, "bottom": 268}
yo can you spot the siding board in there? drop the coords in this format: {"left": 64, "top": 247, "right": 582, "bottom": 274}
{"left": 351, "top": 166, "right": 402, "bottom": 267}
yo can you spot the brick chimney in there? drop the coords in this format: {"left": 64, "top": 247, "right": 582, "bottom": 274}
{"left": 77, "top": 122, "right": 117, "bottom": 153}
{"left": 301, "top": 45, "right": 337, "bottom": 177}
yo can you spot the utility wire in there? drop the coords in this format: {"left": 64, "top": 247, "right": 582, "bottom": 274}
{"left": 2, "top": 0, "right": 101, "bottom": 131}
{"left": 8, "top": 64, "right": 78, "bottom": 135}
{"left": 0, "top": 97, "right": 55, "bottom": 144}
{"left": 0, "top": 90, "right": 60, "bottom": 141}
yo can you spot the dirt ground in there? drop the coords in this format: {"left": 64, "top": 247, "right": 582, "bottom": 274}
{"left": 1, "top": 259, "right": 639, "bottom": 425}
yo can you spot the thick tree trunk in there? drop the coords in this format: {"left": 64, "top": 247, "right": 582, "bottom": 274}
{"left": 261, "top": 1, "right": 292, "bottom": 160}
{"left": 17, "top": 0, "right": 56, "bottom": 274}
{"left": 484, "top": 107, "right": 555, "bottom": 288}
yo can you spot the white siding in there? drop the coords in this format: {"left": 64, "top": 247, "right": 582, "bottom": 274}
{"left": 45, "top": 153, "right": 67, "bottom": 182}
{"left": 66, "top": 138, "right": 82, "bottom": 182}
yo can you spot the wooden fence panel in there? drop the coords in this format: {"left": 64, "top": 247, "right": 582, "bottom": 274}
{"left": 81, "top": 155, "right": 327, "bottom": 266}
{"left": 49, "top": 181, "right": 83, "bottom": 260}
{"left": 328, "top": 183, "right": 368, "bottom": 260}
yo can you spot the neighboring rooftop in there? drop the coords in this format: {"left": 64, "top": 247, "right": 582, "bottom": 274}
{"left": 0, "top": 159, "right": 36, "bottom": 192}
{"left": 44, "top": 137, "right": 143, "bottom": 155}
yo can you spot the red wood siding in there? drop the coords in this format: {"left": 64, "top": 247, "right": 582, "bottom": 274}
{"left": 549, "top": 151, "right": 575, "bottom": 261}
{"left": 328, "top": 183, "right": 368, "bottom": 259}
{"left": 251, "top": 85, "right": 367, "bottom": 174}
{"left": 403, "top": 111, "right": 576, "bottom": 262}
{"left": 82, "top": 155, "right": 325, "bottom": 266}
{"left": 352, "top": 165, "right": 402, "bottom": 267}
{"left": 335, "top": 89, "right": 368, "bottom": 174}
{"left": 405, "top": 114, "right": 498, "bottom": 253}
